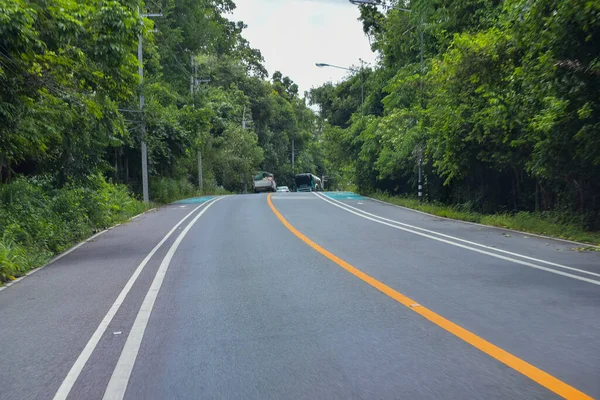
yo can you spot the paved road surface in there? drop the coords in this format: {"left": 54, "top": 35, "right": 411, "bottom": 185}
{"left": 1, "top": 193, "right": 598, "bottom": 399}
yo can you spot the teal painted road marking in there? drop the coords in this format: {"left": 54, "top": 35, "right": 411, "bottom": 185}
{"left": 323, "top": 192, "right": 364, "bottom": 200}
{"left": 172, "top": 196, "right": 215, "bottom": 205}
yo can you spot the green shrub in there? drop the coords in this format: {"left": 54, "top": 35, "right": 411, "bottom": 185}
{"left": 0, "top": 175, "right": 147, "bottom": 283}
{"left": 150, "top": 177, "right": 199, "bottom": 204}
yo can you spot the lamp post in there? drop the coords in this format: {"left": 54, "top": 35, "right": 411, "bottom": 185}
{"left": 315, "top": 62, "right": 364, "bottom": 110}
{"left": 349, "top": 0, "right": 425, "bottom": 203}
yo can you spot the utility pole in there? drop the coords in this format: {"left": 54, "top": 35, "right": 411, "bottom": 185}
{"left": 242, "top": 106, "right": 247, "bottom": 130}
{"left": 138, "top": 9, "right": 162, "bottom": 204}
{"left": 360, "top": 59, "right": 364, "bottom": 114}
{"left": 291, "top": 139, "right": 295, "bottom": 171}
{"left": 418, "top": 155, "right": 423, "bottom": 203}
{"left": 190, "top": 54, "right": 202, "bottom": 192}
{"left": 197, "top": 150, "right": 203, "bottom": 193}
{"left": 190, "top": 53, "right": 194, "bottom": 99}
{"left": 419, "top": 17, "right": 424, "bottom": 203}
{"left": 189, "top": 54, "right": 209, "bottom": 193}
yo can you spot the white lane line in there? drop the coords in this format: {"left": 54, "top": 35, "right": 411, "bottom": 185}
{"left": 0, "top": 230, "right": 109, "bottom": 293}
{"left": 367, "top": 196, "right": 600, "bottom": 250}
{"left": 318, "top": 194, "right": 600, "bottom": 279}
{"left": 314, "top": 193, "right": 600, "bottom": 286}
{"left": 2, "top": 207, "right": 158, "bottom": 293}
{"left": 52, "top": 199, "right": 218, "bottom": 400}
{"left": 102, "top": 197, "right": 223, "bottom": 400}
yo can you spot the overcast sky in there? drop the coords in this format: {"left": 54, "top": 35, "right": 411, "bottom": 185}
{"left": 229, "top": 0, "right": 378, "bottom": 97}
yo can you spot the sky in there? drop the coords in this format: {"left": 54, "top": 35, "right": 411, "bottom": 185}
{"left": 229, "top": 0, "right": 378, "bottom": 97}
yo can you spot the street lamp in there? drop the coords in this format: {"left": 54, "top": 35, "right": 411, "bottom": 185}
{"left": 315, "top": 62, "right": 357, "bottom": 72}
{"left": 315, "top": 62, "right": 364, "bottom": 109}
{"left": 349, "top": 0, "right": 425, "bottom": 203}
{"left": 348, "top": 0, "right": 412, "bottom": 13}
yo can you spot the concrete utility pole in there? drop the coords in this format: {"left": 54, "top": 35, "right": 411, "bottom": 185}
{"left": 197, "top": 150, "right": 203, "bottom": 193}
{"left": 291, "top": 139, "right": 295, "bottom": 171}
{"left": 242, "top": 106, "right": 247, "bottom": 130}
{"left": 360, "top": 59, "right": 364, "bottom": 114}
{"left": 189, "top": 54, "right": 210, "bottom": 193}
{"left": 190, "top": 54, "right": 201, "bottom": 192}
{"left": 190, "top": 53, "right": 194, "bottom": 99}
{"left": 138, "top": 9, "right": 162, "bottom": 204}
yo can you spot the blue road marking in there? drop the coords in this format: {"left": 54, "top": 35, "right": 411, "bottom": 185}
{"left": 172, "top": 196, "right": 215, "bottom": 204}
{"left": 323, "top": 191, "right": 365, "bottom": 200}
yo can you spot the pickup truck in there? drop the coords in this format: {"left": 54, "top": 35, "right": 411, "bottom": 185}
{"left": 253, "top": 172, "right": 277, "bottom": 193}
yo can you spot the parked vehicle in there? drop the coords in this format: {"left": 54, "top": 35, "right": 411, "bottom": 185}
{"left": 294, "top": 173, "right": 322, "bottom": 192}
{"left": 253, "top": 172, "right": 277, "bottom": 193}
{"left": 276, "top": 186, "right": 290, "bottom": 192}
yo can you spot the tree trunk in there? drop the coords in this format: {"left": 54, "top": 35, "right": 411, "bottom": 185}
{"left": 535, "top": 179, "right": 539, "bottom": 212}
{"left": 7, "top": 158, "right": 11, "bottom": 183}
{"left": 513, "top": 167, "right": 521, "bottom": 211}
{"left": 0, "top": 152, "right": 4, "bottom": 183}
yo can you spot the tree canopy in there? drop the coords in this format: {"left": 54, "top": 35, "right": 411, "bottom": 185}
{"left": 0, "top": 0, "right": 324, "bottom": 193}
{"left": 310, "top": 0, "right": 600, "bottom": 226}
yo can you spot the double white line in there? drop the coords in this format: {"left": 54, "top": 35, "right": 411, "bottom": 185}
{"left": 53, "top": 197, "right": 223, "bottom": 400}
{"left": 313, "top": 192, "right": 600, "bottom": 286}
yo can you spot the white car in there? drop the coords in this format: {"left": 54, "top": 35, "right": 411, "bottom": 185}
{"left": 276, "top": 186, "right": 290, "bottom": 192}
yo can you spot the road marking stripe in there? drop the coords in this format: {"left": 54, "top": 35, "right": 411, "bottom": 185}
{"left": 52, "top": 198, "right": 217, "bottom": 400}
{"left": 313, "top": 193, "right": 600, "bottom": 286}
{"left": 102, "top": 197, "right": 223, "bottom": 400}
{"left": 368, "top": 195, "right": 600, "bottom": 250}
{"left": 319, "top": 193, "right": 600, "bottom": 279}
{"left": 267, "top": 193, "right": 593, "bottom": 400}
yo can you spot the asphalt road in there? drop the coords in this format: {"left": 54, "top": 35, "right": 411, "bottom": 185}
{"left": 0, "top": 193, "right": 598, "bottom": 399}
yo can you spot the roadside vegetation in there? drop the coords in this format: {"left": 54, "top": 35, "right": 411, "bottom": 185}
{"left": 371, "top": 193, "right": 600, "bottom": 246}
{"left": 0, "top": 175, "right": 147, "bottom": 282}
{"left": 312, "top": 0, "right": 600, "bottom": 240}
{"left": 0, "top": 0, "right": 324, "bottom": 283}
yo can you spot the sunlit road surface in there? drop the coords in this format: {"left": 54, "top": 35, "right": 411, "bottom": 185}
{"left": 1, "top": 193, "right": 599, "bottom": 399}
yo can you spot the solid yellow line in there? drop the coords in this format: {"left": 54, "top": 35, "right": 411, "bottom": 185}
{"left": 267, "top": 193, "right": 592, "bottom": 400}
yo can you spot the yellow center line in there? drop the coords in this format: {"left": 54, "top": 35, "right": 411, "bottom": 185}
{"left": 267, "top": 193, "right": 592, "bottom": 400}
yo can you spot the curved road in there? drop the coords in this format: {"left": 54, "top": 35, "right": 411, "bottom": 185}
{"left": 0, "top": 193, "right": 598, "bottom": 399}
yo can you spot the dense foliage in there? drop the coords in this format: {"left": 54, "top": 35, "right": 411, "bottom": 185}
{"left": 0, "top": 175, "right": 146, "bottom": 281}
{"left": 0, "top": 0, "right": 324, "bottom": 280}
{"left": 310, "top": 0, "right": 600, "bottom": 228}
{"left": 0, "top": 0, "right": 323, "bottom": 191}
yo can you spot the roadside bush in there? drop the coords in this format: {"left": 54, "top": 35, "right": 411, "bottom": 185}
{"left": 150, "top": 177, "right": 199, "bottom": 204}
{"left": 0, "top": 175, "right": 146, "bottom": 283}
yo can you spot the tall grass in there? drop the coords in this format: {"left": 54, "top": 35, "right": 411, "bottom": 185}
{"left": 370, "top": 192, "right": 600, "bottom": 245}
{"left": 0, "top": 175, "right": 147, "bottom": 283}
{"left": 150, "top": 177, "right": 199, "bottom": 204}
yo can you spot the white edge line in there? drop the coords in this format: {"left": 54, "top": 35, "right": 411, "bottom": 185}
{"left": 0, "top": 229, "right": 108, "bottom": 293}
{"left": 314, "top": 193, "right": 600, "bottom": 286}
{"left": 0, "top": 207, "right": 162, "bottom": 293}
{"left": 366, "top": 196, "right": 600, "bottom": 250}
{"left": 52, "top": 198, "right": 218, "bottom": 400}
{"left": 102, "top": 197, "right": 223, "bottom": 400}
{"left": 319, "top": 194, "right": 600, "bottom": 279}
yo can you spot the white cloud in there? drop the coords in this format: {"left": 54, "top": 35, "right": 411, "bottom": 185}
{"left": 230, "top": 0, "right": 378, "bottom": 97}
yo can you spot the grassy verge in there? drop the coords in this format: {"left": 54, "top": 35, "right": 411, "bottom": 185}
{"left": 0, "top": 175, "right": 149, "bottom": 283}
{"left": 0, "top": 176, "right": 234, "bottom": 284}
{"left": 370, "top": 193, "right": 600, "bottom": 246}
{"left": 150, "top": 177, "right": 230, "bottom": 204}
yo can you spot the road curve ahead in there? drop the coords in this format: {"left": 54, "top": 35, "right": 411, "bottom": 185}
{"left": 0, "top": 193, "right": 598, "bottom": 399}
